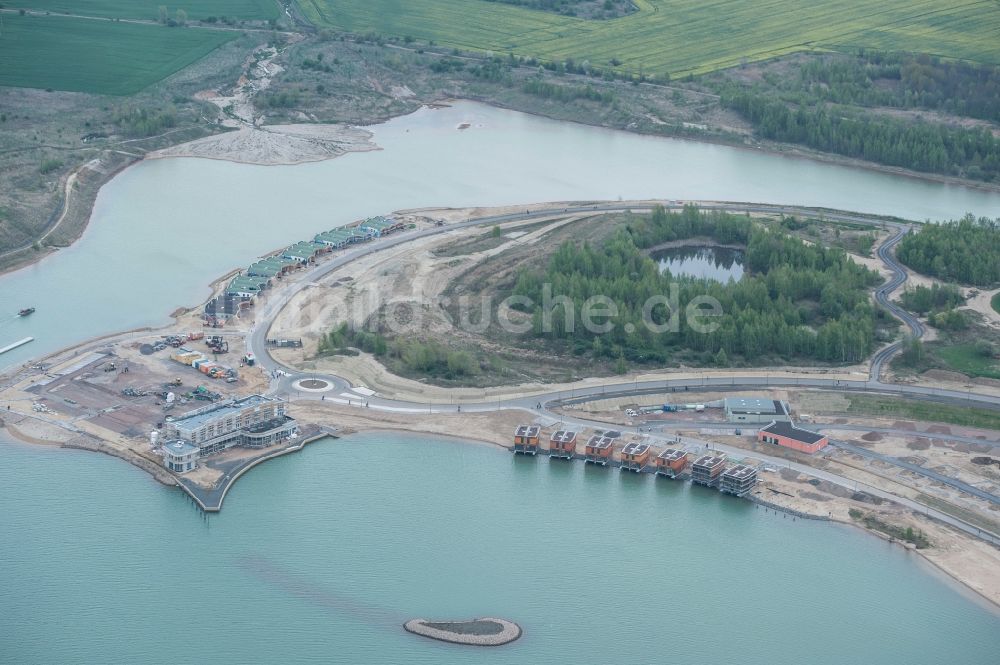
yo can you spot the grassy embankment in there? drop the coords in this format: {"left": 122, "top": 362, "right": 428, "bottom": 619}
{"left": 299, "top": 0, "right": 1000, "bottom": 77}
{"left": 840, "top": 394, "right": 1000, "bottom": 430}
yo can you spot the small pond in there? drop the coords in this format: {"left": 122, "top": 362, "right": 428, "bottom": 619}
{"left": 652, "top": 245, "right": 745, "bottom": 281}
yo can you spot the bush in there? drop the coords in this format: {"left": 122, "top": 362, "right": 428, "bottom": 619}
{"left": 38, "top": 158, "right": 63, "bottom": 175}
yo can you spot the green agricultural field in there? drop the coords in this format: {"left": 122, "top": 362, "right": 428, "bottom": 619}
{"left": 14, "top": 0, "right": 278, "bottom": 21}
{"left": 299, "top": 0, "right": 1000, "bottom": 76}
{"left": 0, "top": 14, "right": 237, "bottom": 95}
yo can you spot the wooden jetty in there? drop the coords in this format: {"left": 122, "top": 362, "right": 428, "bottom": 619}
{"left": 0, "top": 337, "right": 33, "bottom": 355}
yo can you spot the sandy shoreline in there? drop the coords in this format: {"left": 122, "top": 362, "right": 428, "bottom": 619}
{"left": 3, "top": 199, "right": 999, "bottom": 614}
{"left": 3, "top": 93, "right": 999, "bottom": 280}
{"left": 5, "top": 408, "right": 998, "bottom": 614}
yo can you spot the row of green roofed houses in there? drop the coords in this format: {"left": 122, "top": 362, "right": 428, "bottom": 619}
{"left": 207, "top": 217, "right": 404, "bottom": 322}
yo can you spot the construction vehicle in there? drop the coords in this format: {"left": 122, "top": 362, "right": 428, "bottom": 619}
{"left": 207, "top": 336, "right": 229, "bottom": 354}
{"left": 165, "top": 378, "right": 182, "bottom": 387}
{"left": 187, "top": 332, "right": 205, "bottom": 341}
{"left": 242, "top": 353, "right": 255, "bottom": 367}
{"left": 103, "top": 362, "right": 117, "bottom": 372}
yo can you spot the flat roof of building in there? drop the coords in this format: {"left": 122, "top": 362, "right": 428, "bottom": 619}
{"left": 163, "top": 440, "right": 199, "bottom": 457}
{"left": 550, "top": 430, "right": 577, "bottom": 443}
{"left": 657, "top": 448, "right": 686, "bottom": 462}
{"left": 586, "top": 435, "right": 615, "bottom": 450}
{"left": 169, "top": 394, "right": 276, "bottom": 431}
{"left": 693, "top": 453, "right": 727, "bottom": 468}
{"left": 621, "top": 442, "right": 650, "bottom": 456}
{"left": 515, "top": 425, "right": 540, "bottom": 437}
{"left": 760, "top": 421, "right": 826, "bottom": 444}
{"left": 724, "top": 397, "right": 786, "bottom": 415}
{"left": 722, "top": 464, "right": 757, "bottom": 480}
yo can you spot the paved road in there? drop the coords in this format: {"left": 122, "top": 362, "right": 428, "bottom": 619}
{"left": 238, "top": 200, "right": 1000, "bottom": 542}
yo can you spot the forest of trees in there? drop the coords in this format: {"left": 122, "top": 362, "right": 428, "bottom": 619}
{"left": 710, "top": 51, "right": 1000, "bottom": 182}
{"left": 896, "top": 215, "right": 1000, "bottom": 286}
{"left": 781, "top": 52, "right": 1000, "bottom": 123}
{"left": 720, "top": 90, "right": 1000, "bottom": 182}
{"left": 509, "top": 206, "right": 881, "bottom": 365}
{"left": 898, "top": 283, "right": 965, "bottom": 315}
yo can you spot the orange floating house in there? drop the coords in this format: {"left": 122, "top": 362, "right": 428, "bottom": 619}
{"left": 513, "top": 425, "right": 541, "bottom": 455}
{"left": 620, "top": 442, "right": 651, "bottom": 472}
{"left": 691, "top": 453, "right": 727, "bottom": 487}
{"left": 584, "top": 435, "right": 616, "bottom": 465}
{"left": 548, "top": 430, "right": 578, "bottom": 459}
{"left": 654, "top": 448, "right": 688, "bottom": 478}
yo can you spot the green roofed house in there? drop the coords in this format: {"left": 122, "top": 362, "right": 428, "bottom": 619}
{"left": 283, "top": 241, "right": 328, "bottom": 263}
{"left": 314, "top": 228, "right": 354, "bottom": 249}
{"left": 227, "top": 275, "right": 270, "bottom": 298}
{"left": 360, "top": 216, "right": 404, "bottom": 237}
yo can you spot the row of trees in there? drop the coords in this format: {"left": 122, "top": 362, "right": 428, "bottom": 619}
{"left": 509, "top": 209, "right": 881, "bottom": 364}
{"left": 896, "top": 215, "right": 1000, "bottom": 286}
{"left": 721, "top": 91, "right": 1000, "bottom": 182}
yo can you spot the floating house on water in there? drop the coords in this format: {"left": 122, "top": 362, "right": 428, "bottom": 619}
{"left": 758, "top": 421, "right": 829, "bottom": 454}
{"left": 654, "top": 448, "right": 688, "bottom": 478}
{"left": 548, "top": 430, "right": 577, "bottom": 459}
{"left": 691, "top": 453, "right": 727, "bottom": 487}
{"left": 513, "top": 425, "right": 540, "bottom": 455}
{"left": 620, "top": 442, "right": 651, "bottom": 472}
{"left": 584, "top": 435, "right": 615, "bottom": 465}
{"left": 720, "top": 464, "right": 758, "bottom": 496}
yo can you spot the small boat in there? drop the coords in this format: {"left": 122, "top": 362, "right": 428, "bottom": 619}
{"left": 18, "top": 307, "right": 35, "bottom": 317}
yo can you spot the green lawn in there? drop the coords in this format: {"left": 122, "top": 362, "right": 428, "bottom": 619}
{"left": 936, "top": 344, "right": 1000, "bottom": 380}
{"left": 844, "top": 394, "right": 1000, "bottom": 430}
{"left": 0, "top": 13, "right": 237, "bottom": 94}
{"left": 14, "top": 0, "right": 278, "bottom": 21}
{"left": 299, "top": 0, "right": 1000, "bottom": 77}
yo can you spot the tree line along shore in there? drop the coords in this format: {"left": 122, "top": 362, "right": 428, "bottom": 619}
{"left": 3, "top": 4, "right": 1000, "bottom": 274}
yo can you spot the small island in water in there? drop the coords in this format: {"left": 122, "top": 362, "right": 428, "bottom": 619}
{"left": 403, "top": 617, "right": 522, "bottom": 646}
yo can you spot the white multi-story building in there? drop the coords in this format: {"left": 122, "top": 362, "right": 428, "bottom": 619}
{"left": 162, "top": 394, "right": 297, "bottom": 457}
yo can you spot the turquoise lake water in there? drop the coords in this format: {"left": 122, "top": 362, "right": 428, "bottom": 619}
{"left": 2, "top": 432, "right": 998, "bottom": 664}
{"left": 4, "top": 101, "right": 1000, "bottom": 370}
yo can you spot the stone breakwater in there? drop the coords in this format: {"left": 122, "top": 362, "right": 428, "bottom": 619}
{"left": 403, "top": 618, "right": 522, "bottom": 646}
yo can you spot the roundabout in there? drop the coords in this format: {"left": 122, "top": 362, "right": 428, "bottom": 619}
{"left": 293, "top": 378, "right": 333, "bottom": 392}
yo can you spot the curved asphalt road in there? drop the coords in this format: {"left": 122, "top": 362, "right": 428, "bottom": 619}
{"left": 240, "top": 200, "right": 1000, "bottom": 542}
